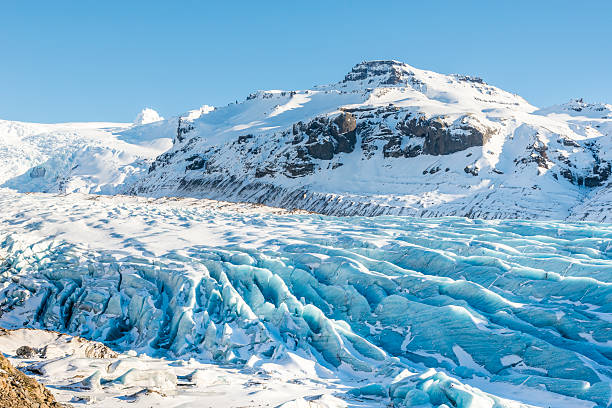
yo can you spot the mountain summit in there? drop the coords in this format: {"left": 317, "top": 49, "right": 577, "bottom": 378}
{"left": 127, "top": 60, "right": 611, "bottom": 221}
{"left": 134, "top": 108, "right": 163, "bottom": 125}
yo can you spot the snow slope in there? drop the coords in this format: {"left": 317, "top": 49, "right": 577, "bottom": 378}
{"left": 0, "top": 191, "right": 610, "bottom": 407}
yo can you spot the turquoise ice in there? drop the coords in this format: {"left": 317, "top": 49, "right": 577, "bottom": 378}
{"left": 1, "top": 205, "right": 611, "bottom": 407}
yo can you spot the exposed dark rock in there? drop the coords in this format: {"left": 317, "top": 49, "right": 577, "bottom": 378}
{"left": 464, "top": 165, "right": 479, "bottom": 176}
{"left": 333, "top": 112, "right": 357, "bottom": 134}
{"left": 285, "top": 162, "right": 315, "bottom": 178}
{"left": 514, "top": 140, "right": 551, "bottom": 170}
{"left": 453, "top": 74, "right": 485, "bottom": 84}
{"left": 185, "top": 156, "right": 206, "bottom": 171}
{"left": 382, "top": 136, "right": 404, "bottom": 158}
{"left": 306, "top": 140, "right": 335, "bottom": 160}
{"left": 343, "top": 60, "right": 407, "bottom": 85}
{"left": 553, "top": 155, "right": 608, "bottom": 187}
{"left": 560, "top": 168, "right": 574, "bottom": 183}
{"left": 382, "top": 136, "right": 422, "bottom": 158}
{"left": 332, "top": 113, "right": 357, "bottom": 154}
{"left": 255, "top": 167, "right": 275, "bottom": 178}
{"left": 585, "top": 162, "right": 611, "bottom": 187}
{"left": 176, "top": 118, "right": 195, "bottom": 143}
{"left": 531, "top": 143, "right": 550, "bottom": 169}
{"left": 16, "top": 346, "right": 38, "bottom": 359}
{"left": 301, "top": 113, "right": 357, "bottom": 160}
{"left": 560, "top": 138, "right": 580, "bottom": 148}
{"left": 237, "top": 134, "right": 253, "bottom": 144}
{"left": 396, "top": 115, "right": 494, "bottom": 156}
{"left": 148, "top": 151, "right": 176, "bottom": 173}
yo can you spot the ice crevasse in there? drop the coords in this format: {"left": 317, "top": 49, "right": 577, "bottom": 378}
{"left": 0, "top": 210, "right": 611, "bottom": 407}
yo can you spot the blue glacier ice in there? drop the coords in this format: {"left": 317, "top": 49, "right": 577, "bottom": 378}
{"left": 1, "top": 209, "right": 611, "bottom": 407}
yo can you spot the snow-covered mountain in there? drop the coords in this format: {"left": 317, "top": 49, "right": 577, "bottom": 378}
{"left": 123, "top": 60, "right": 611, "bottom": 220}
{"left": 0, "top": 60, "right": 610, "bottom": 220}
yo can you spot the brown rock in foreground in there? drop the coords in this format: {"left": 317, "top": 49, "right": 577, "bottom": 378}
{"left": 0, "top": 352, "right": 64, "bottom": 408}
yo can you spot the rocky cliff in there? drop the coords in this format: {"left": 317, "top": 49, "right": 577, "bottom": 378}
{"left": 0, "top": 352, "right": 63, "bottom": 408}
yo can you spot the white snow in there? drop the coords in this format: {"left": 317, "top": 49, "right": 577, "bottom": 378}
{"left": 134, "top": 108, "right": 164, "bottom": 125}
{"left": 0, "top": 118, "right": 172, "bottom": 194}
{"left": 183, "top": 104, "right": 215, "bottom": 121}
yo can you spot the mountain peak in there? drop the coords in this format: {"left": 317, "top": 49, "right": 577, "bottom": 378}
{"left": 562, "top": 98, "right": 612, "bottom": 116}
{"left": 134, "top": 108, "right": 163, "bottom": 125}
{"left": 342, "top": 60, "right": 412, "bottom": 85}
{"left": 183, "top": 105, "right": 215, "bottom": 121}
{"left": 537, "top": 98, "right": 612, "bottom": 118}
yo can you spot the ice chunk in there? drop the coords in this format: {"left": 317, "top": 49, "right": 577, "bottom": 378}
{"left": 67, "top": 370, "right": 102, "bottom": 391}
{"left": 109, "top": 368, "right": 177, "bottom": 391}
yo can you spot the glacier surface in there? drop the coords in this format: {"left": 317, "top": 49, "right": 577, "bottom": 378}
{"left": 0, "top": 191, "right": 610, "bottom": 407}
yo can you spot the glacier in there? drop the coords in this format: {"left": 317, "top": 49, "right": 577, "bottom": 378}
{"left": 0, "top": 115, "right": 173, "bottom": 195}
{"left": 0, "top": 191, "right": 610, "bottom": 407}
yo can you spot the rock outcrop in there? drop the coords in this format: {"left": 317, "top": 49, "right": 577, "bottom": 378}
{"left": 0, "top": 353, "right": 63, "bottom": 408}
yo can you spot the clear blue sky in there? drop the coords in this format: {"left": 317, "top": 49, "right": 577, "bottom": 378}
{"left": 1, "top": 1, "right": 610, "bottom": 123}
